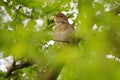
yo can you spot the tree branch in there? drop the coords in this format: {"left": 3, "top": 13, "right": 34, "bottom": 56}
{"left": 5, "top": 60, "right": 33, "bottom": 78}
{"left": 45, "top": 64, "right": 64, "bottom": 80}
{"left": 107, "top": 7, "right": 120, "bottom": 15}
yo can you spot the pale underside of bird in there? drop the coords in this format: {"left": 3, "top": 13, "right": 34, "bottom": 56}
{"left": 53, "top": 13, "right": 75, "bottom": 44}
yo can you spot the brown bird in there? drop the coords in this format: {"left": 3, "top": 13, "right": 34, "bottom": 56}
{"left": 53, "top": 13, "right": 75, "bottom": 44}
{"left": 45, "top": 13, "right": 78, "bottom": 80}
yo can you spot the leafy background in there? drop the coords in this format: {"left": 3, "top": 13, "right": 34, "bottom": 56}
{"left": 0, "top": 0, "right": 120, "bottom": 80}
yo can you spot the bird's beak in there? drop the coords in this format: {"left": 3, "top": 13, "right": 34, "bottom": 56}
{"left": 54, "top": 15, "right": 58, "bottom": 22}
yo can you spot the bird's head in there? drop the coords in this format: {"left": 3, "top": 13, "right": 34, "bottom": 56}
{"left": 54, "top": 13, "right": 68, "bottom": 23}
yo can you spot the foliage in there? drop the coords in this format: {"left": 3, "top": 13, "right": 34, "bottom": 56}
{"left": 0, "top": 0, "right": 120, "bottom": 80}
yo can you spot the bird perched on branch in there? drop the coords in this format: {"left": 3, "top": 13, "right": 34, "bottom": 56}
{"left": 45, "top": 13, "right": 80, "bottom": 80}
{"left": 53, "top": 13, "right": 75, "bottom": 44}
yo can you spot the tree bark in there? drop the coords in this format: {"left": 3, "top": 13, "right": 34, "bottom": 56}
{"left": 45, "top": 64, "right": 64, "bottom": 80}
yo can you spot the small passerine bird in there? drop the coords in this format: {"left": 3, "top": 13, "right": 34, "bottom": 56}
{"left": 45, "top": 13, "right": 79, "bottom": 80}
{"left": 53, "top": 13, "right": 75, "bottom": 44}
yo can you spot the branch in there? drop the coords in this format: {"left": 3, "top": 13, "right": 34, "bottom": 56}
{"left": 107, "top": 7, "right": 120, "bottom": 15}
{"left": 1, "top": 0, "right": 36, "bottom": 19}
{"left": 5, "top": 60, "right": 33, "bottom": 78}
{"left": 45, "top": 64, "right": 64, "bottom": 80}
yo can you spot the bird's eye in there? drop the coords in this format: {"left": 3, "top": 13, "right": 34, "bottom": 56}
{"left": 60, "top": 15, "right": 63, "bottom": 17}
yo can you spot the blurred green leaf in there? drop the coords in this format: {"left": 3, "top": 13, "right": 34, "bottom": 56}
{"left": 0, "top": 0, "right": 120, "bottom": 80}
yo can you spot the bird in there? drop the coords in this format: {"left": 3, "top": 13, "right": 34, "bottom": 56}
{"left": 45, "top": 13, "right": 79, "bottom": 80}
{"left": 53, "top": 13, "right": 75, "bottom": 44}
